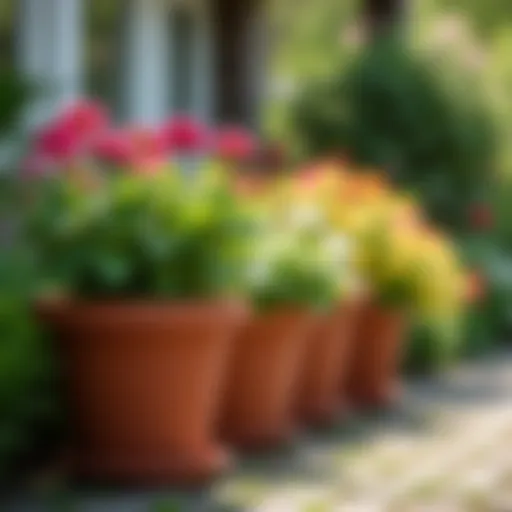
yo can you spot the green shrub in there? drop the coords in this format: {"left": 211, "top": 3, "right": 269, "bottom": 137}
{"left": 0, "top": 68, "right": 33, "bottom": 138}
{"left": 24, "top": 168, "right": 251, "bottom": 300}
{"left": 292, "top": 36, "right": 497, "bottom": 231}
{"left": 0, "top": 247, "right": 59, "bottom": 485}
{"left": 404, "top": 317, "right": 463, "bottom": 375}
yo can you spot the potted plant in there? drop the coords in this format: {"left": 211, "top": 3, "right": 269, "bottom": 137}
{"left": 297, "top": 298, "right": 363, "bottom": 426}
{"left": 346, "top": 196, "right": 465, "bottom": 407}
{"left": 278, "top": 165, "right": 369, "bottom": 424}
{"left": 220, "top": 199, "right": 342, "bottom": 449}
{"left": 23, "top": 103, "right": 251, "bottom": 484}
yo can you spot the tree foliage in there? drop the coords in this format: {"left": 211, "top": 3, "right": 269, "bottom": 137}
{"left": 292, "top": 36, "right": 497, "bottom": 231}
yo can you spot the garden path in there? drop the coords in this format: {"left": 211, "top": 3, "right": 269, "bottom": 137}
{"left": 7, "top": 349, "right": 512, "bottom": 512}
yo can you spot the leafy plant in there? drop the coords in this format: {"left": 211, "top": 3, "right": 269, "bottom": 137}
{"left": 0, "top": 247, "right": 59, "bottom": 485}
{"left": 0, "top": 68, "right": 33, "bottom": 138}
{"left": 245, "top": 201, "right": 351, "bottom": 310}
{"left": 292, "top": 36, "right": 497, "bottom": 231}
{"left": 21, "top": 103, "right": 253, "bottom": 300}
{"left": 24, "top": 168, "right": 251, "bottom": 300}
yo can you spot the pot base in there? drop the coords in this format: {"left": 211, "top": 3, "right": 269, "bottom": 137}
{"left": 350, "top": 381, "right": 403, "bottom": 409}
{"left": 224, "top": 423, "right": 297, "bottom": 452}
{"left": 297, "top": 397, "right": 341, "bottom": 427}
{"left": 73, "top": 445, "right": 232, "bottom": 486}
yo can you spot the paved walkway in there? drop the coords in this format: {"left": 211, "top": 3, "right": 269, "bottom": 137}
{"left": 8, "top": 350, "right": 512, "bottom": 512}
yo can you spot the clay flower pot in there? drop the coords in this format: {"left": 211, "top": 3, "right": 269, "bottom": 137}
{"left": 37, "top": 300, "right": 246, "bottom": 485}
{"left": 221, "top": 308, "right": 317, "bottom": 450}
{"left": 346, "top": 302, "right": 407, "bottom": 408}
{"left": 296, "top": 303, "right": 359, "bottom": 426}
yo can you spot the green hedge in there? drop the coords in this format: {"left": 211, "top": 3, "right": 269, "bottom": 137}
{"left": 0, "top": 246, "right": 60, "bottom": 486}
{"left": 292, "top": 36, "right": 497, "bottom": 232}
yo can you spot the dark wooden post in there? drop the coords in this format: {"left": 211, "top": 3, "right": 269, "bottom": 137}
{"left": 211, "top": 0, "right": 261, "bottom": 126}
{"left": 362, "top": 0, "right": 406, "bottom": 38}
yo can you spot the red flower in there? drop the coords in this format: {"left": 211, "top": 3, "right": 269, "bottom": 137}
{"left": 34, "top": 100, "right": 110, "bottom": 164}
{"left": 126, "top": 127, "right": 168, "bottom": 173}
{"left": 93, "top": 130, "right": 134, "bottom": 167}
{"left": 215, "top": 126, "right": 257, "bottom": 162}
{"left": 161, "top": 116, "right": 209, "bottom": 153}
{"left": 93, "top": 127, "right": 168, "bottom": 173}
{"left": 465, "top": 270, "right": 487, "bottom": 304}
{"left": 35, "top": 121, "right": 82, "bottom": 162}
{"left": 470, "top": 203, "right": 493, "bottom": 231}
{"left": 59, "top": 100, "right": 109, "bottom": 144}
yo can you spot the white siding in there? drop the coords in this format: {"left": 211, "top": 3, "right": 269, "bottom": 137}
{"left": 18, "top": 0, "right": 83, "bottom": 127}
{"left": 125, "top": 0, "right": 169, "bottom": 124}
{"left": 17, "top": 0, "right": 216, "bottom": 127}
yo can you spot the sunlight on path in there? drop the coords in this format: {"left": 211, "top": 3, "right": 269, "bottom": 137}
{"left": 215, "top": 351, "right": 512, "bottom": 512}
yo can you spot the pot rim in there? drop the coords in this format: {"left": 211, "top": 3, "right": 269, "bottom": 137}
{"left": 34, "top": 296, "right": 249, "bottom": 327}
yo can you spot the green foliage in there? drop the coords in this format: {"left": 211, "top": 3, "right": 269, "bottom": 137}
{"left": 265, "top": 0, "right": 358, "bottom": 140}
{"left": 245, "top": 206, "right": 348, "bottom": 311}
{"left": 492, "top": 176, "right": 512, "bottom": 252}
{"left": 292, "top": 36, "right": 497, "bottom": 231}
{"left": 247, "top": 248, "right": 341, "bottom": 311}
{"left": 0, "top": 69, "right": 33, "bottom": 138}
{"left": 151, "top": 499, "right": 181, "bottom": 512}
{"left": 0, "top": 247, "right": 59, "bottom": 483}
{"left": 432, "top": 0, "right": 512, "bottom": 40}
{"left": 24, "top": 167, "right": 252, "bottom": 300}
{"left": 459, "top": 235, "right": 512, "bottom": 346}
{"left": 405, "top": 318, "right": 462, "bottom": 375}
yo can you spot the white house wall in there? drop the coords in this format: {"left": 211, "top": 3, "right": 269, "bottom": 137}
{"left": 18, "top": 0, "right": 83, "bottom": 127}
{"left": 17, "top": 0, "right": 214, "bottom": 127}
{"left": 125, "top": 0, "right": 169, "bottom": 124}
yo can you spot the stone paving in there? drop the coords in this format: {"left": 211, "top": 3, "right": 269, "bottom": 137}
{"left": 7, "top": 350, "right": 512, "bottom": 512}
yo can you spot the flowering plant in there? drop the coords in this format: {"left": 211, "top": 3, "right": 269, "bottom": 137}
{"left": 22, "top": 103, "right": 253, "bottom": 300}
{"left": 285, "top": 160, "right": 469, "bottom": 323}
{"left": 240, "top": 174, "right": 358, "bottom": 310}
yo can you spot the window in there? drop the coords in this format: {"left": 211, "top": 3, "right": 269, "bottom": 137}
{"left": 169, "top": 6, "right": 196, "bottom": 113}
{"left": 85, "top": 0, "right": 126, "bottom": 120}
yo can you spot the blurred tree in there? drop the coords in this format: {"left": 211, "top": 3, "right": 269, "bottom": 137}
{"left": 292, "top": 36, "right": 497, "bottom": 231}
{"left": 433, "top": 0, "right": 512, "bottom": 41}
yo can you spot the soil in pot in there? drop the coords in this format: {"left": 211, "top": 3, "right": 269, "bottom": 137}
{"left": 345, "top": 302, "right": 407, "bottom": 408}
{"left": 37, "top": 300, "right": 246, "bottom": 486}
{"left": 296, "top": 302, "right": 359, "bottom": 426}
{"left": 220, "top": 308, "right": 317, "bottom": 450}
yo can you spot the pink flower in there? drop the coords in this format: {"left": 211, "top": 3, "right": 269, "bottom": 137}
{"left": 161, "top": 116, "right": 209, "bottom": 153}
{"left": 93, "top": 130, "right": 134, "bottom": 167}
{"left": 126, "top": 127, "right": 168, "bottom": 173}
{"left": 58, "top": 100, "right": 109, "bottom": 144}
{"left": 215, "top": 126, "right": 257, "bottom": 162}
{"left": 35, "top": 121, "right": 82, "bottom": 162}
{"left": 33, "top": 100, "right": 109, "bottom": 164}
{"left": 93, "top": 127, "right": 168, "bottom": 172}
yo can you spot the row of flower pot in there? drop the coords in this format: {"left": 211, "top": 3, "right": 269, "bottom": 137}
{"left": 20, "top": 101, "right": 467, "bottom": 488}
{"left": 38, "top": 298, "right": 404, "bottom": 485}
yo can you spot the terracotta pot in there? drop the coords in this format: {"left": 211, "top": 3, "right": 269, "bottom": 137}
{"left": 37, "top": 300, "right": 246, "bottom": 485}
{"left": 296, "top": 303, "right": 359, "bottom": 426}
{"left": 221, "top": 308, "right": 317, "bottom": 450}
{"left": 345, "top": 302, "right": 406, "bottom": 408}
